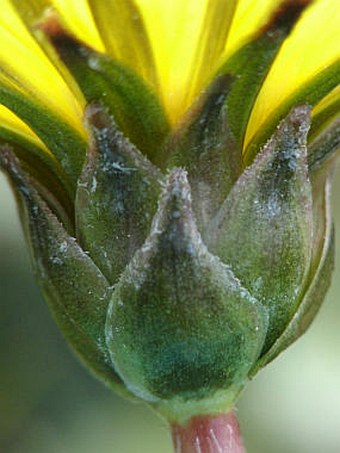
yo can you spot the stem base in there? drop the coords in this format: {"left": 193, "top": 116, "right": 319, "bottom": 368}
{"left": 171, "top": 410, "right": 245, "bottom": 453}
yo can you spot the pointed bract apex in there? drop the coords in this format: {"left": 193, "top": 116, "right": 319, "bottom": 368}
{"left": 262, "top": 104, "right": 311, "bottom": 178}
{"left": 38, "top": 8, "right": 66, "bottom": 37}
{"left": 281, "top": 103, "right": 311, "bottom": 139}
{"left": 165, "top": 75, "right": 241, "bottom": 232}
{"left": 39, "top": 8, "right": 83, "bottom": 53}
{"left": 84, "top": 102, "right": 163, "bottom": 182}
{"left": 179, "top": 74, "right": 234, "bottom": 130}
{"left": 263, "top": 0, "right": 314, "bottom": 34}
{"left": 150, "top": 168, "right": 200, "bottom": 252}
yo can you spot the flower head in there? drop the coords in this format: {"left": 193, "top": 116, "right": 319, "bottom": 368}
{"left": 0, "top": 0, "right": 339, "bottom": 436}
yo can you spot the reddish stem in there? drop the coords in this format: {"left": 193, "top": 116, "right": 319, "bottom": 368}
{"left": 171, "top": 410, "right": 245, "bottom": 453}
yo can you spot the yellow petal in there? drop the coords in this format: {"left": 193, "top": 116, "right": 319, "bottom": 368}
{"left": 134, "top": 0, "right": 207, "bottom": 123}
{"left": 9, "top": 0, "right": 91, "bottom": 111}
{"left": 3, "top": 0, "right": 339, "bottom": 137}
{"left": 1, "top": 0, "right": 85, "bottom": 136}
{"left": 135, "top": 0, "right": 239, "bottom": 124}
{"left": 226, "top": 0, "right": 282, "bottom": 56}
{"left": 245, "top": 0, "right": 340, "bottom": 148}
{"left": 50, "top": 0, "right": 104, "bottom": 52}
{"left": 0, "top": 104, "right": 47, "bottom": 149}
{"left": 182, "top": 0, "right": 237, "bottom": 115}
{"left": 87, "top": 0, "right": 158, "bottom": 89}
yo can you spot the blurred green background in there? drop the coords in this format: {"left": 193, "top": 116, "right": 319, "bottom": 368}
{"left": 1, "top": 166, "right": 340, "bottom": 453}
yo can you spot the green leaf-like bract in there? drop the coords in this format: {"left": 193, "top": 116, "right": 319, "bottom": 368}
{"left": 44, "top": 22, "right": 170, "bottom": 162}
{"left": 76, "top": 104, "right": 163, "bottom": 284}
{"left": 208, "top": 106, "right": 313, "bottom": 352}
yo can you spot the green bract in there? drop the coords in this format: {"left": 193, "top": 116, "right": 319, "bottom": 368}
{"left": 0, "top": 4, "right": 339, "bottom": 425}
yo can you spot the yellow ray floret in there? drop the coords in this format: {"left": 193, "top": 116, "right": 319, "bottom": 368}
{"left": 50, "top": 0, "right": 104, "bottom": 52}
{"left": 0, "top": 0, "right": 339, "bottom": 149}
{"left": 134, "top": 0, "right": 212, "bottom": 123}
{"left": 0, "top": 0, "right": 85, "bottom": 135}
{"left": 133, "top": 0, "right": 281, "bottom": 122}
{"left": 226, "top": 0, "right": 283, "bottom": 53}
{"left": 0, "top": 104, "right": 48, "bottom": 152}
{"left": 245, "top": 0, "right": 340, "bottom": 146}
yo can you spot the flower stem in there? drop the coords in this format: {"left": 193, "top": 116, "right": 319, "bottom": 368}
{"left": 170, "top": 410, "right": 245, "bottom": 453}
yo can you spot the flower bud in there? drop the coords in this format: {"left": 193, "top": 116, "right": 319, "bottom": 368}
{"left": 0, "top": 7, "right": 339, "bottom": 425}
{"left": 1, "top": 94, "right": 337, "bottom": 422}
{"left": 106, "top": 167, "right": 267, "bottom": 420}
